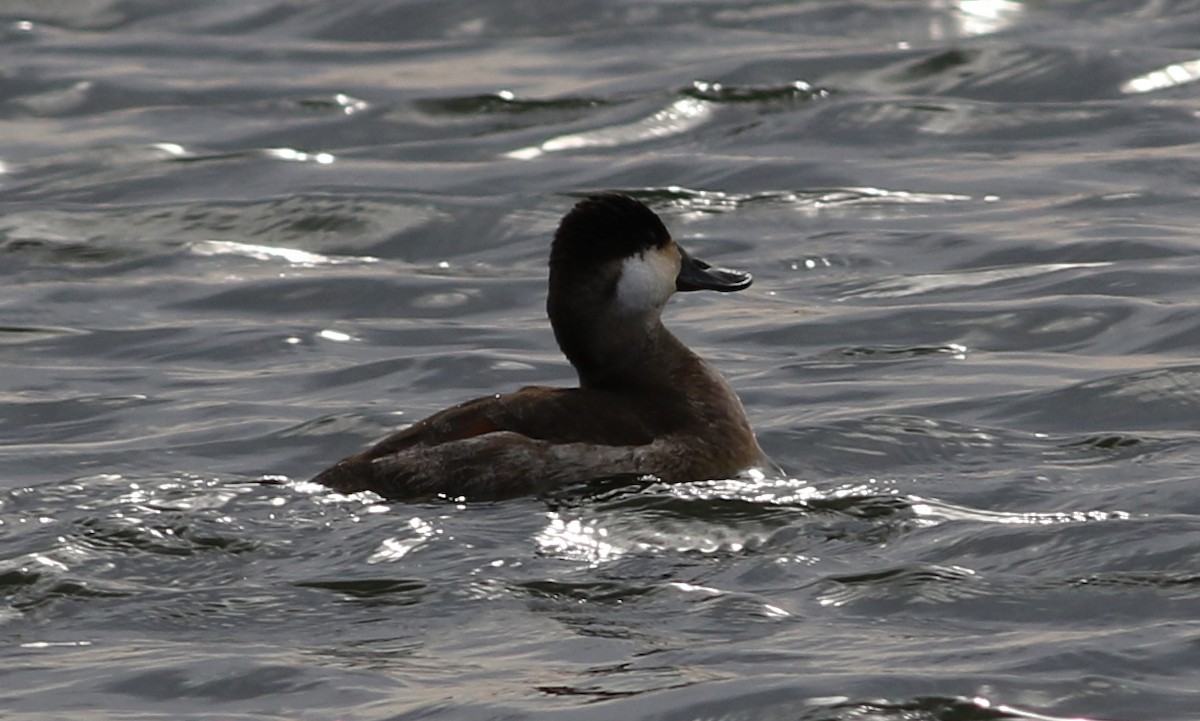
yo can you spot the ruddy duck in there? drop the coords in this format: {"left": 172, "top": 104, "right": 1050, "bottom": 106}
{"left": 311, "top": 193, "right": 767, "bottom": 501}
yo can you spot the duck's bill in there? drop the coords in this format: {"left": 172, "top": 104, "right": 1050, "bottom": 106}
{"left": 676, "top": 247, "right": 752, "bottom": 292}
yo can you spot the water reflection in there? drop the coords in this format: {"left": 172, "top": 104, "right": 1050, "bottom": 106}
{"left": 931, "top": 0, "right": 1024, "bottom": 38}
{"left": 190, "top": 239, "right": 377, "bottom": 266}
{"left": 506, "top": 97, "right": 712, "bottom": 160}
{"left": 536, "top": 513, "right": 622, "bottom": 565}
{"left": 840, "top": 261, "right": 1112, "bottom": 299}
{"left": 910, "top": 496, "right": 1130, "bottom": 525}
{"left": 1122, "top": 58, "right": 1200, "bottom": 94}
{"left": 368, "top": 516, "right": 439, "bottom": 563}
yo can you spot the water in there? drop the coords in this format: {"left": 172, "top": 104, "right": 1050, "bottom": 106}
{"left": 2, "top": 1, "right": 1200, "bottom": 719}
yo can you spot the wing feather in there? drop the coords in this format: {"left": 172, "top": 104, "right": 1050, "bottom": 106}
{"left": 310, "top": 386, "right": 673, "bottom": 498}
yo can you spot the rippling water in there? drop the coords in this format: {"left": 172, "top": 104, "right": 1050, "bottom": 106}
{"left": 3, "top": 1, "right": 1200, "bottom": 719}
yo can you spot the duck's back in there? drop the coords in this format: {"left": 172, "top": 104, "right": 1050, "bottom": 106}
{"left": 310, "top": 385, "right": 669, "bottom": 500}
{"left": 310, "top": 357, "right": 761, "bottom": 502}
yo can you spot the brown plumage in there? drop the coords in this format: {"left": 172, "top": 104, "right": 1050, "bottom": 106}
{"left": 310, "top": 194, "right": 766, "bottom": 501}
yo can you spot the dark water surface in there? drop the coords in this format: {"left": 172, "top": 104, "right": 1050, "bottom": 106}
{"left": 3, "top": 1, "right": 1200, "bottom": 719}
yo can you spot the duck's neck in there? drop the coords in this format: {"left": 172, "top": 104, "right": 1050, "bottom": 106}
{"left": 558, "top": 315, "right": 702, "bottom": 392}
{"left": 559, "top": 312, "right": 764, "bottom": 470}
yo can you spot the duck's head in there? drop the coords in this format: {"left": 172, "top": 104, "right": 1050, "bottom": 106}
{"left": 547, "top": 193, "right": 751, "bottom": 384}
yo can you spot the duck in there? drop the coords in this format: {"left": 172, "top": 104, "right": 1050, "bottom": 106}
{"left": 310, "top": 193, "right": 768, "bottom": 501}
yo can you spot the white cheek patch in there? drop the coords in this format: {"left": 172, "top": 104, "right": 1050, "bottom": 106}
{"left": 616, "top": 249, "right": 677, "bottom": 313}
